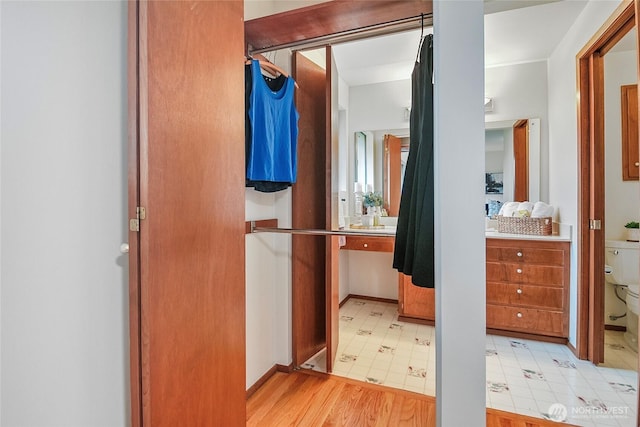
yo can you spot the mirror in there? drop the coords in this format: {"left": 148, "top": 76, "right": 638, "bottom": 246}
{"left": 333, "top": 30, "right": 542, "bottom": 226}
{"left": 348, "top": 119, "right": 541, "bottom": 222}
{"left": 484, "top": 118, "right": 540, "bottom": 216}
{"left": 354, "top": 131, "right": 374, "bottom": 193}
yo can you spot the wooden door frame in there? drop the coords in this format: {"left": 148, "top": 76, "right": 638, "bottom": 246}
{"left": 512, "top": 119, "right": 529, "bottom": 202}
{"left": 576, "top": 0, "right": 638, "bottom": 363}
{"left": 127, "top": 2, "right": 142, "bottom": 426}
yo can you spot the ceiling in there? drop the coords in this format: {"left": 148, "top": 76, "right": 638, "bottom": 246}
{"left": 333, "top": 0, "right": 636, "bottom": 87}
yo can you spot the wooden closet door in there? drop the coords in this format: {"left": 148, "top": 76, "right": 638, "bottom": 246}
{"left": 129, "top": 1, "right": 246, "bottom": 426}
{"left": 292, "top": 52, "right": 328, "bottom": 368}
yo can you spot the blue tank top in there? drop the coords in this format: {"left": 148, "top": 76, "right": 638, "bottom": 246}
{"left": 247, "top": 60, "right": 299, "bottom": 183}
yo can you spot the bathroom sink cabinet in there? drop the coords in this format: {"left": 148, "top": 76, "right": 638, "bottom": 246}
{"left": 342, "top": 235, "right": 570, "bottom": 341}
{"left": 486, "top": 238, "right": 570, "bottom": 340}
{"left": 395, "top": 237, "right": 570, "bottom": 341}
{"left": 341, "top": 235, "right": 395, "bottom": 253}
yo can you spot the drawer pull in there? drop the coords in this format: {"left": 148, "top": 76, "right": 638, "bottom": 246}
{"left": 363, "top": 243, "right": 368, "bottom": 248}
{"left": 516, "top": 268, "right": 522, "bottom": 274}
{"left": 516, "top": 289, "right": 523, "bottom": 294}
{"left": 636, "top": 162, "right": 639, "bottom": 167}
{"left": 516, "top": 312, "right": 523, "bottom": 318}
{"left": 517, "top": 252, "right": 523, "bottom": 257}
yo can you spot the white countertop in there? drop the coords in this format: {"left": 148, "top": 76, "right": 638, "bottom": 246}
{"left": 485, "top": 222, "right": 572, "bottom": 242}
{"left": 342, "top": 222, "right": 573, "bottom": 241}
{"left": 344, "top": 225, "right": 396, "bottom": 235}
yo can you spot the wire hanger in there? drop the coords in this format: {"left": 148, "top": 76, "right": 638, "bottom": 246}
{"left": 415, "top": 13, "right": 426, "bottom": 63}
{"left": 245, "top": 53, "right": 300, "bottom": 89}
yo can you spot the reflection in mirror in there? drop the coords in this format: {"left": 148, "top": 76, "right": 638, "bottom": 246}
{"left": 354, "top": 131, "right": 374, "bottom": 193}
{"left": 353, "top": 119, "right": 540, "bottom": 220}
{"left": 484, "top": 118, "right": 540, "bottom": 216}
{"left": 383, "top": 133, "right": 409, "bottom": 216}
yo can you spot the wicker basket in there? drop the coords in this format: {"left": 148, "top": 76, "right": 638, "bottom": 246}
{"left": 497, "top": 215, "right": 552, "bottom": 236}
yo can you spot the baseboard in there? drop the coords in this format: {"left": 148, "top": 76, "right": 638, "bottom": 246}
{"left": 398, "top": 315, "right": 434, "bottom": 326}
{"left": 246, "top": 363, "right": 295, "bottom": 399}
{"left": 340, "top": 294, "right": 398, "bottom": 307}
{"left": 276, "top": 362, "right": 294, "bottom": 373}
{"left": 604, "top": 324, "right": 627, "bottom": 332}
{"left": 486, "top": 328, "right": 568, "bottom": 345}
{"left": 246, "top": 365, "right": 277, "bottom": 399}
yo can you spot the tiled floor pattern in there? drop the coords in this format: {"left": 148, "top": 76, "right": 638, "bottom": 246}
{"left": 602, "top": 330, "right": 638, "bottom": 371}
{"left": 303, "top": 298, "right": 638, "bottom": 427}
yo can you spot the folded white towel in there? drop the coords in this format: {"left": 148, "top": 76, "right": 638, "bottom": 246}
{"left": 514, "top": 201, "right": 534, "bottom": 217}
{"left": 499, "top": 201, "right": 520, "bottom": 217}
{"left": 531, "top": 201, "right": 554, "bottom": 218}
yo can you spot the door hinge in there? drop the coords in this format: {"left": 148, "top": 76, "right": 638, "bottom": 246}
{"left": 589, "top": 219, "right": 602, "bottom": 230}
{"left": 129, "top": 206, "right": 146, "bottom": 232}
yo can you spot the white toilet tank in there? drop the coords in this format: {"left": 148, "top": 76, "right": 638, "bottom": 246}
{"left": 605, "top": 240, "right": 640, "bottom": 289}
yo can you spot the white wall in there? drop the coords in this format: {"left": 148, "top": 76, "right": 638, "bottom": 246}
{"left": 547, "top": 0, "right": 623, "bottom": 346}
{"left": 344, "top": 251, "right": 398, "bottom": 300}
{"left": 244, "top": 43, "right": 293, "bottom": 387}
{"left": 603, "top": 49, "right": 638, "bottom": 327}
{"left": 434, "top": 1, "right": 486, "bottom": 424}
{"left": 1, "top": 1, "right": 129, "bottom": 425}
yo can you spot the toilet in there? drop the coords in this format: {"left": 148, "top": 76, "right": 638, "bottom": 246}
{"left": 605, "top": 239, "right": 640, "bottom": 351}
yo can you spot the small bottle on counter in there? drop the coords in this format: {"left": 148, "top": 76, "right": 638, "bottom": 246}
{"left": 353, "top": 182, "right": 363, "bottom": 221}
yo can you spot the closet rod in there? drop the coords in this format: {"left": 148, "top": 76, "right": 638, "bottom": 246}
{"left": 247, "top": 14, "right": 431, "bottom": 55}
{"left": 250, "top": 223, "right": 395, "bottom": 238}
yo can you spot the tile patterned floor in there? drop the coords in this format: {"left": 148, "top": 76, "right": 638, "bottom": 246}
{"left": 303, "top": 298, "right": 638, "bottom": 427}
{"left": 602, "top": 330, "right": 638, "bottom": 371}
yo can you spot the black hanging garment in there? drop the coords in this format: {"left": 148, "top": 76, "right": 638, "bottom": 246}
{"left": 245, "top": 62, "right": 294, "bottom": 193}
{"left": 393, "top": 34, "right": 435, "bottom": 288}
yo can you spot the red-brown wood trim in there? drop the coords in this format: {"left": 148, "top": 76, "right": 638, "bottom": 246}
{"left": 383, "top": 134, "right": 402, "bottom": 216}
{"left": 127, "top": 2, "right": 142, "bottom": 427}
{"left": 577, "top": 55, "right": 591, "bottom": 360}
{"left": 635, "top": 0, "right": 640, "bottom": 423}
{"left": 600, "top": 15, "right": 636, "bottom": 56}
{"left": 244, "top": 363, "right": 295, "bottom": 399}
{"left": 486, "top": 329, "right": 569, "bottom": 345}
{"left": 276, "top": 363, "right": 295, "bottom": 373}
{"left": 513, "top": 120, "right": 529, "bottom": 202}
{"left": 576, "top": 0, "right": 636, "bottom": 362}
{"left": 246, "top": 365, "right": 278, "bottom": 400}
{"left": 245, "top": 1, "right": 433, "bottom": 53}
{"left": 340, "top": 294, "right": 399, "bottom": 307}
{"left": 577, "top": 0, "right": 635, "bottom": 58}
{"left": 589, "top": 52, "right": 606, "bottom": 364}
{"left": 245, "top": 363, "right": 295, "bottom": 400}
{"left": 621, "top": 84, "right": 639, "bottom": 180}
{"left": 398, "top": 315, "right": 436, "bottom": 326}
{"left": 567, "top": 340, "right": 580, "bottom": 359}
{"left": 325, "top": 46, "right": 340, "bottom": 374}
{"left": 244, "top": 218, "right": 278, "bottom": 234}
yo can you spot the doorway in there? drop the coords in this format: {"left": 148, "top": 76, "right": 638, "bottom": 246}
{"left": 577, "top": 0, "right": 639, "bottom": 366}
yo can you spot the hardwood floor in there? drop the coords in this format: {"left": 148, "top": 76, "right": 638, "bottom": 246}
{"left": 246, "top": 370, "right": 578, "bottom": 426}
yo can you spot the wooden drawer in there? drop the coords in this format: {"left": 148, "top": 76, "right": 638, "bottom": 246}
{"left": 487, "top": 282, "right": 564, "bottom": 310}
{"left": 486, "top": 246, "right": 565, "bottom": 266}
{"left": 487, "top": 304, "right": 566, "bottom": 337}
{"left": 486, "top": 262, "right": 564, "bottom": 286}
{"left": 341, "top": 236, "right": 394, "bottom": 252}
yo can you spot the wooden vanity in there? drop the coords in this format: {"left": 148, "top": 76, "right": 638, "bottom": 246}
{"left": 342, "top": 233, "right": 571, "bottom": 341}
